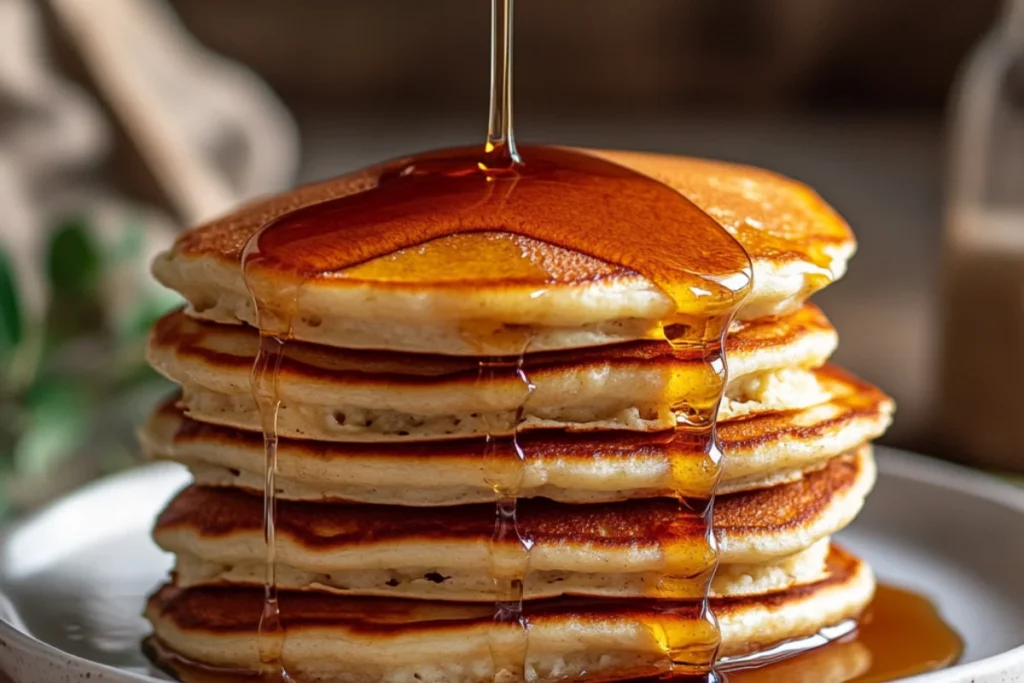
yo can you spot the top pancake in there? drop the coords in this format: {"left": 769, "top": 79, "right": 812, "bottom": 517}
{"left": 153, "top": 149, "right": 855, "bottom": 355}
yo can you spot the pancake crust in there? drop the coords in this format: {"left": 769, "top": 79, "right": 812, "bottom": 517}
{"left": 144, "top": 545, "right": 874, "bottom": 682}
{"left": 152, "top": 447, "right": 874, "bottom": 601}
{"left": 152, "top": 149, "right": 855, "bottom": 354}
{"left": 140, "top": 366, "right": 891, "bottom": 505}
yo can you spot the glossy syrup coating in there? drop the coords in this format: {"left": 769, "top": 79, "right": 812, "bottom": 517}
{"left": 242, "top": 145, "right": 752, "bottom": 338}
{"left": 722, "top": 584, "right": 963, "bottom": 683}
{"left": 238, "top": 143, "right": 754, "bottom": 679}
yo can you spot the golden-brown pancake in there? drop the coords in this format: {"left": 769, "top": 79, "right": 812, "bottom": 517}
{"left": 153, "top": 447, "right": 874, "bottom": 601}
{"left": 151, "top": 149, "right": 855, "bottom": 355}
{"left": 139, "top": 366, "right": 891, "bottom": 505}
{"left": 144, "top": 545, "right": 874, "bottom": 683}
{"left": 146, "top": 305, "right": 839, "bottom": 441}
{"left": 173, "top": 539, "right": 833, "bottom": 605}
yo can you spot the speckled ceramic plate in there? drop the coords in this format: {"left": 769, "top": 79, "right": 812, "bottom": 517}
{"left": 0, "top": 446, "right": 1020, "bottom": 683}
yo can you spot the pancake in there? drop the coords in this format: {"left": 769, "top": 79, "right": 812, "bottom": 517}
{"left": 140, "top": 366, "right": 892, "bottom": 505}
{"left": 147, "top": 305, "right": 838, "bottom": 442}
{"left": 144, "top": 545, "right": 874, "bottom": 683}
{"left": 151, "top": 149, "right": 855, "bottom": 355}
{"left": 174, "top": 538, "right": 832, "bottom": 604}
{"left": 153, "top": 447, "right": 874, "bottom": 601}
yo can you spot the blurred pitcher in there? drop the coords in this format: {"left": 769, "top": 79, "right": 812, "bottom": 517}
{"left": 938, "top": 0, "right": 1024, "bottom": 470}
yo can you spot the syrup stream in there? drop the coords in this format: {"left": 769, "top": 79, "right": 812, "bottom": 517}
{"left": 482, "top": 3, "right": 530, "bottom": 679}
{"left": 486, "top": 0, "right": 519, "bottom": 165}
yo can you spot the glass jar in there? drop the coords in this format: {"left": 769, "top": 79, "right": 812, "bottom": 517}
{"left": 937, "top": 0, "right": 1024, "bottom": 471}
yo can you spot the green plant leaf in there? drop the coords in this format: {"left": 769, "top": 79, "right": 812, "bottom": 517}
{"left": 0, "top": 247, "right": 22, "bottom": 360}
{"left": 47, "top": 216, "right": 101, "bottom": 295}
{"left": 13, "top": 378, "right": 91, "bottom": 478}
{"left": 45, "top": 217, "right": 106, "bottom": 341}
{"left": 0, "top": 484, "right": 11, "bottom": 520}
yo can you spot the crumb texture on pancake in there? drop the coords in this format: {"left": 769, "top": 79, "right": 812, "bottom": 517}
{"left": 145, "top": 304, "right": 842, "bottom": 442}
{"left": 139, "top": 368, "right": 891, "bottom": 506}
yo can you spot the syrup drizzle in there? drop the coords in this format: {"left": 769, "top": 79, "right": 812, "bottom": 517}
{"left": 240, "top": 0, "right": 749, "bottom": 679}
{"left": 242, "top": 175, "right": 744, "bottom": 678}
{"left": 246, "top": 328, "right": 297, "bottom": 678}
{"left": 482, "top": 3, "right": 532, "bottom": 678}
{"left": 244, "top": 236, "right": 303, "bottom": 679}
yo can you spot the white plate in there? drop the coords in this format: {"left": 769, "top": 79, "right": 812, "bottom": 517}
{"left": 0, "top": 446, "right": 1020, "bottom": 682}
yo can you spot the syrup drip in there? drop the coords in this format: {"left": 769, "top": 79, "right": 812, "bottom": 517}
{"left": 244, "top": 246, "right": 303, "bottom": 680}
{"left": 480, "top": 352, "right": 536, "bottom": 681}
{"left": 248, "top": 334, "right": 292, "bottom": 679}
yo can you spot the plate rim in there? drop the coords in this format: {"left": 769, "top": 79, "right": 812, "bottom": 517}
{"left": 0, "top": 446, "right": 1020, "bottom": 682}
{"left": 867, "top": 448, "right": 1024, "bottom": 682}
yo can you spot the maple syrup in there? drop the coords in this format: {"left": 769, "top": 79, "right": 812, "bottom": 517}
{"left": 241, "top": 161, "right": 743, "bottom": 677}
{"left": 479, "top": 352, "right": 535, "bottom": 681}
{"left": 248, "top": 335, "right": 289, "bottom": 679}
{"left": 240, "top": 0, "right": 749, "bottom": 676}
{"left": 238, "top": 126, "right": 749, "bottom": 678}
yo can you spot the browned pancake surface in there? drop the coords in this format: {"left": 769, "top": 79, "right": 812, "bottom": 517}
{"left": 155, "top": 452, "right": 864, "bottom": 550}
{"left": 165, "top": 149, "right": 853, "bottom": 288}
{"left": 718, "top": 366, "right": 888, "bottom": 451}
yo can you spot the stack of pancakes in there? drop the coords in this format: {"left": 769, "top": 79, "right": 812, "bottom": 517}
{"left": 141, "top": 150, "right": 893, "bottom": 682}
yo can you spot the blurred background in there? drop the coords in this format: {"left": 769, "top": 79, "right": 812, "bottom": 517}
{"left": 0, "top": 0, "right": 1021, "bottom": 513}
